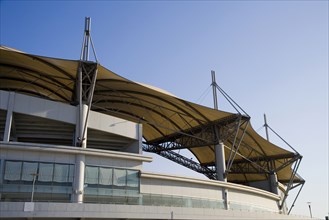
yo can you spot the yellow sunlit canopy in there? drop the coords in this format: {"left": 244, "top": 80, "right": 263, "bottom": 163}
{"left": 0, "top": 46, "right": 301, "bottom": 184}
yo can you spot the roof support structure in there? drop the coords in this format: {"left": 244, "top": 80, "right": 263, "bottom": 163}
{"left": 225, "top": 117, "right": 250, "bottom": 177}
{"left": 143, "top": 114, "right": 252, "bottom": 180}
{"left": 143, "top": 77, "right": 304, "bottom": 193}
{"left": 143, "top": 106, "right": 303, "bottom": 188}
{"left": 226, "top": 153, "right": 299, "bottom": 176}
{"left": 212, "top": 70, "right": 227, "bottom": 182}
{"left": 261, "top": 119, "right": 305, "bottom": 213}
{"left": 287, "top": 179, "right": 305, "bottom": 214}
{"left": 143, "top": 144, "right": 216, "bottom": 179}
{"left": 279, "top": 156, "right": 303, "bottom": 210}
{"left": 75, "top": 17, "right": 98, "bottom": 147}
{"left": 73, "top": 17, "right": 98, "bottom": 204}
{"left": 145, "top": 114, "right": 246, "bottom": 149}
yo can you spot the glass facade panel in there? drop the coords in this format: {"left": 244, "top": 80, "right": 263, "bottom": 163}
{"left": 85, "top": 166, "right": 99, "bottom": 184}
{"left": 54, "top": 164, "right": 69, "bottom": 182}
{"left": 99, "top": 167, "right": 112, "bottom": 186}
{"left": 38, "top": 163, "right": 54, "bottom": 182}
{"left": 4, "top": 161, "right": 21, "bottom": 181}
{"left": 21, "top": 162, "right": 38, "bottom": 181}
{"left": 1, "top": 160, "right": 74, "bottom": 202}
{"left": 84, "top": 166, "right": 140, "bottom": 202}
{"left": 141, "top": 193, "right": 225, "bottom": 209}
{"left": 127, "top": 170, "right": 139, "bottom": 187}
{"left": 113, "top": 169, "right": 126, "bottom": 187}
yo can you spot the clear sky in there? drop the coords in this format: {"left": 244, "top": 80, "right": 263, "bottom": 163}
{"left": 1, "top": 0, "right": 328, "bottom": 218}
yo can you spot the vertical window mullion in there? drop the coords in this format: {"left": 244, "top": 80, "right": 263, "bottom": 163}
{"left": 97, "top": 166, "right": 100, "bottom": 187}
{"left": 125, "top": 170, "right": 128, "bottom": 191}
{"left": 20, "top": 161, "right": 23, "bottom": 181}
{"left": 111, "top": 167, "right": 114, "bottom": 191}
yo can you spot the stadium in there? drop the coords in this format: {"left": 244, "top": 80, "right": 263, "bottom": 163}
{"left": 0, "top": 18, "right": 310, "bottom": 220}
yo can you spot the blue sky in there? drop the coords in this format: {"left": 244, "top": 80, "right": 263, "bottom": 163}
{"left": 1, "top": 0, "right": 328, "bottom": 218}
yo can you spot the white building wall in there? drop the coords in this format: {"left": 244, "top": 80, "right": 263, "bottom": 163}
{"left": 141, "top": 174, "right": 222, "bottom": 200}
{"left": 141, "top": 172, "right": 280, "bottom": 213}
{"left": 11, "top": 92, "right": 77, "bottom": 124}
{"left": 88, "top": 111, "right": 139, "bottom": 140}
{"left": 85, "top": 154, "right": 143, "bottom": 170}
{"left": 1, "top": 147, "right": 76, "bottom": 164}
{"left": 229, "top": 188, "right": 279, "bottom": 211}
{"left": 0, "top": 90, "right": 140, "bottom": 141}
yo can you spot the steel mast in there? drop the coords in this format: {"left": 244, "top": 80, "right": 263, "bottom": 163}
{"left": 73, "top": 17, "right": 98, "bottom": 203}
{"left": 211, "top": 71, "right": 226, "bottom": 182}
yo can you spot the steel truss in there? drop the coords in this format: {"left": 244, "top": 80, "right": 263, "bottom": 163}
{"left": 145, "top": 114, "right": 248, "bottom": 151}
{"left": 279, "top": 155, "right": 304, "bottom": 211}
{"left": 287, "top": 174, "right": 305, "bottom": 214}
{"left": 143, "top": 114, "right": 252, "bottom": 179}
{"left": 226, "top": 153, "right": 300, "bottom": 175}
{"left": 145, "top": 115, "right": 249, "bottom": 148}
{"left": 143, "top": 144, "right": 217, "bottom": 180}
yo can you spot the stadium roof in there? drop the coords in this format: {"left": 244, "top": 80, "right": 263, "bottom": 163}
{"left": 0, "top": 46, "right": 302, "bottom": 184}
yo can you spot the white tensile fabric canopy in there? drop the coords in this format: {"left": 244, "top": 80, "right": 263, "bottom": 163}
{"left": 0, "top": 46, "right": 301, "bottom": 184}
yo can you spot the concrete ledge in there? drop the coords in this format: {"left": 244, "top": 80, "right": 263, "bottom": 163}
{"left": 0, "top": 202, "right": 314, "bottom": 220}
{"left": 0, "top": 142, "right": 153, "bottom": 162}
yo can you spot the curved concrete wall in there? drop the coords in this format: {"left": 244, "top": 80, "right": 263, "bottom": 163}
{"left": 141, "top": 172, "right": 280, "bottom": 212}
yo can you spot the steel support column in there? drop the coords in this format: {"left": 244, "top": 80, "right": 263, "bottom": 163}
{"left": 215, "top": 141, "right": 226, "bottom": 181}
{"left": 270, "top": 172, "right": 278, "bottom": 194}
{"left": 72, "top": 17, "right": 98, "bottom": 203}
{"left": 3, "top": 92, "right": 15, "bottom": 142}
{"left": 73, "top": 104, "right": 88, "bottom": 203}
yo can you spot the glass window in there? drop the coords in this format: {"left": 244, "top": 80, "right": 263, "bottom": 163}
{"left": 54, "top": 164, "right": 69, "bottom": 182}
{"left": 21, "top": 162, "right": 38, "bottom": 181}
{"left": 113, "top": 169, "right": 126, "bottom": 187}
{"left": 68, "top": 164, "right": 75, "bottom": 183}
{"left": 127, "top": 170, "right": 139, "bottom": 188}
{"left": 3, "top": 160, "right": 74, "bottom": 188}
{"left": 85, "top": 166, "right": 99, "bottom": 184}
{"left": 99, "top": 167, "right": 112, "bottom": 186}
{"left": 38, "top": 163, "right": 54, "bottom": 182}
{"left": 4, "top": 161, "right": 22, "bottom": 181}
